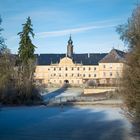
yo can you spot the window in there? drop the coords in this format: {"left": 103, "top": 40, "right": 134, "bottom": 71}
{"left": 72, "top": 74, "right": 74, "bottom": 77}
{"left": 71, "top": 67, "right": 74, "bottom": 70}
{"left": 94, "top": 67, "right": 96, "bottom": 70}
{"left": 54, "top": 74, "right": 56, "bottom": 76}
{"left": 89, "top": 67, "right": 91, "bottom": 70}
{"left": 54, "top": 68, "right": 56, "bottom": 71}
{"left": 77, "top": 74, "right": 79, "bottom": 77}
{"left": 103, "top": 65, "right": 106, "bottom": 68}
{"left": 110, "top": 64, "right": 112, "bottom": 69}
{"left": 116, "top": 72, "right": 119, "bottom": 77}
{"left": 103, "top": 72, "right": 106, "bottom": 77}
{"left": 94, "top": 74, "right": 96, "bottom": 77}
{"left": 89, "top": 74, "right": 91, "bottom": 77}
{"left": 110, "top": 72, "right": 112, "bottom": 76}
{"left": 65, "top": 74, "right": 67, "bottom": 77}
{"left": 83, "top": 74, "right": 85, "bottom": 77}
{"left": 83, "top": 67, "right": 85, "bottom": 70}
{"left": 59, "top": 67, "right": 61, "bottom": 70}
{"left": 77, "top": 67, "right": 79, "bottom": 70}
{"left": 59, "top": 74, "right": 61, "bottom": 77}
{"left": 65, "top": 67, "right": 68, "bottom": 71}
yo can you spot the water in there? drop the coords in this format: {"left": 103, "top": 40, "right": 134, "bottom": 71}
{"left": 0, "top": 106, "right": 134, "bottom": 140}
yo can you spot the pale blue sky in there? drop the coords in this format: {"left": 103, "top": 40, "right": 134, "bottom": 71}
{"left": 0, "top": 0, "right": 136, "bottom": 54}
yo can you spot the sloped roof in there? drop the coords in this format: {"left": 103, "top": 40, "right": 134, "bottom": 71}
{"left": 99, "top": 49, "right": 125, "bottom": 63}
{"left": 73, "top": 53, "right": 107, "bottom": 65}
{"left": 36, "top": 49, "right": 125, "bottom": 65}
{"left": 37, "top": 54, "right": 65, "bottom": 65}
{"left": 36, "top": 53, "right": 107, "bottom": 65}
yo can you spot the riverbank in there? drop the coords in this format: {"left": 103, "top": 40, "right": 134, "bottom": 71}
{"left": 45, "top": 99, "right": 123, "bottom": 107}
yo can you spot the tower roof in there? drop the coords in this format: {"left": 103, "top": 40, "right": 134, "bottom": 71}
{"left": 68, "top": 35, "right": 73, "bottom": 44}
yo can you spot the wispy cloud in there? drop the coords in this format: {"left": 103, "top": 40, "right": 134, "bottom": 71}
{"left": 7, "top": 18, "right": 121, "bottom": 42}
{"left": 36, "top": 24, "right": 116, "bottom": 38}
{"left": 7, "top": 9, "right": 67, "bottom": 22}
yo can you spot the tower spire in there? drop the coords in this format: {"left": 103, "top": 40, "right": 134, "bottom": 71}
{"left": 67, "top": 35, "right": 73, "bottom": 58}
{"left": 68, "top": 34, "right": 73, "bottom": 45}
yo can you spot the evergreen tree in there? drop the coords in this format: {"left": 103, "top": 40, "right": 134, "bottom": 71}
{"left": 117, "top": 5, "right": 140, "bottom": 122}
{"left": 18, "top": 16, "right": 36, "bottom": 63}
{"left": 17, "top": 17, "right": 41, "bottom": 104}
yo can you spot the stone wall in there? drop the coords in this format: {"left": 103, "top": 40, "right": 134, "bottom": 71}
{"left": 84, "top": 87, "right": 116, "bottom": 94}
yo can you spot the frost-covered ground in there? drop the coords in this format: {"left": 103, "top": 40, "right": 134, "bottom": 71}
{"left": 0, "top": 106, "right": 135, "bottom": 140}
{"left": 43, "top": 88, "right": 83, "bottom": 101}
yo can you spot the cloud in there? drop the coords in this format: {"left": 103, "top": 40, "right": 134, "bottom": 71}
{"left": 36, "top": 24, "right": 116, "bottom": 38}
{"left": 6, "top": 8, "right": 67, "bottom": 22}
{"left": 7, "top": 18, "right": 120, "bottom": 42}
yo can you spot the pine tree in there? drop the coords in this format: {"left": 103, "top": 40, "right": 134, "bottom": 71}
{"left": 17, "top": 17, "right": 41, "bottom": 104}
{"left": 18, "top": 16, "right": 36, "bottom": 63}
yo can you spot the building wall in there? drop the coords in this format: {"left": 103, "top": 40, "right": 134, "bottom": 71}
{"left": 35, "top": 66, "right": 49, "bottom": 84}
{"left": 34, "top": 57, "right": 124, "bottom": 86}
{"left": 99, "top": 63, "right": 123, "bottom": 85}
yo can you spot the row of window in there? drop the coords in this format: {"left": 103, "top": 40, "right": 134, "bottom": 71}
{"left": 52, "top": 80, "right": 81, "bottom": 84}
{"left": 103, "top": 72, "right": 119, "bottom": 77}
{"left": 103, "top": 65, "right": 121, "bottom": 69}
{"left": 50, "top": 73, "right": 97, "bottom": 77}
{"left": 50, "top": 67, "right": 97, "bottom": 71}
{"left": 50, "top": 72, "right": 120, "bottom": 77}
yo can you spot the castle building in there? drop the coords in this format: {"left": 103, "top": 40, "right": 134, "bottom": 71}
{"left": 34, "top": 36, "right": 125, "bottom": 86}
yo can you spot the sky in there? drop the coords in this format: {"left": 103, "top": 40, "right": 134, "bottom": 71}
{"left": 0, "top": 0, "right": 137, "bottom": 54}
